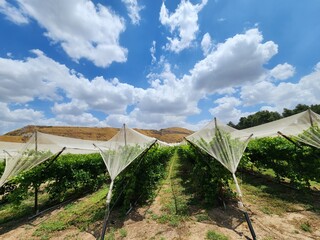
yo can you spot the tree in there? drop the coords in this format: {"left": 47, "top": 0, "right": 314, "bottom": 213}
{"left": 282, "top": 104, "right": 320, "bottom": 117}
{"left": 236, "top": 110, "right": 281, "bottom": 129}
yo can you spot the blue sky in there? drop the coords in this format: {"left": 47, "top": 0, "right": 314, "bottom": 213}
{"left": 0, "top": 0, "right": 320, "bottom": 134}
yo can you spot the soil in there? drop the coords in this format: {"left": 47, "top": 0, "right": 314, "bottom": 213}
{"left": 0, "top": 190, "right": 319, "bottom": 240}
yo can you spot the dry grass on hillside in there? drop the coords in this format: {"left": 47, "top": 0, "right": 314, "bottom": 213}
{"left": 2, "top": 126, "right": 193, "bottom": 143}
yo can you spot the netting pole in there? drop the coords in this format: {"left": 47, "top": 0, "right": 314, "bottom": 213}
{"left": 243, "top": 211, "right": 257, "bottom": 240}
{"left": 34, "top": 184, "right": 39, "bottom": 214}
{"left": 233, "top": 173, "right": 257, "bottom": 240}
{"left": 101, "top": 180, "right": 114, "bottom": 240}
{"left": 123, "top": 124, "right": 127, "bottom": 146}
{"left": 232, "top": 173, "right": 243, "bottom": 207}
{"left": 32, "top": 147, "right": 66, "bottom": 216}
{"left": 34, "top": 130, "right": 39, "bottom": 214}
{"left": 308, "top": 109, "right": 314, "bottom": 127}
{"left": 35, "top": 130, "right": 38, "bottom": 152}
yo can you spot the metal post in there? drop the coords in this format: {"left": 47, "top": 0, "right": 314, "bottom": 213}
{"left": 32, "top": 147, "right": 66, "bottom": 216}
{"left": 34, "top": 184, "right": 39, "bottom": 214}
{"left": 243, "top": 211, "right": 257, "bottom": 240}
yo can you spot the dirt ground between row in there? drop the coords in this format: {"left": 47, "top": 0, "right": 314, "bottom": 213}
{"left": 1, "top": 192, "right": 319, "bottom": 240}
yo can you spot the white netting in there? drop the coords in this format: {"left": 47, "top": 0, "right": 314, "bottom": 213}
{"left": 35, "top": 131, "right": 103, "bottom": 154}
{"left": 0, "top": 142, "right": 25, "bottom": 161}
{"left": 239, "top": 110, "right": 320, "bottom": 148}
{"left": 186, "top": 118, "right": 252, "bottom": 174}
{"left": 0, "top": 131, "right": 106, "bottom": 187}
{"left": 186, "top": 118, "right": 252, "bottom": 199}
{"left": 94, "top": 124, "right": 157, "bottom": 213}
{"left": 95, "top": 125, "right": 157, "bottom": 181}
{"left": 0, "top": 133, "right": 55, "bottom": 187}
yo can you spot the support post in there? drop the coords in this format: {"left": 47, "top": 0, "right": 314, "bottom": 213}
{"left": 232, "top": 173, "right": 243, "bottom": 208}
{"left": 34, "top": 184, "right": 39, "bottom": 214}
{"left": 101, "top": 180, "right": 114, "bottom": 240}
{"left": 34, "top": 130, "right": 38, "bottom": 214}
{"left": 308, "top": 109, "right": 314, "bottom": 127}
{"left": 32, "top": 147, "right": 66, "bottom": 216}
{"left": 233, "top": 173, "right": 257, "bottom": 240}
{"left": 123, "top": 124, "right": 127, "bottom": 146}
{"left": 35, "top": 130, "right": 38, "bottom": 153}
{"left": 243, "top": 211, "right": 257, "bottom": 240}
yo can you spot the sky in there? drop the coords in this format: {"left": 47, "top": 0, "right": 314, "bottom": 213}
{"left": 0, "top": 0, "right": 319, "bottom": 135}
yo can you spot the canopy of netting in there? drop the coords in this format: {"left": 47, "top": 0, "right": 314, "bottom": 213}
{"left": 95, "top": 125, "right": 157, "bottom": 181}
{"left": 186, "top": 118, "right": 252, "bottom": 174}
{"left": 0, "top": 131, "right": 105, "bottom": 187}
{"left": 0, "top": 141, "right": 25, "bottom": 161}
{"left": 186, "top": 118, "right": 252, "bottom": 200}
{"left": 34, "top": 131, "right": 104, "bottom": 154}
{"left": 0, "top": 133, "right": 54, "bottom": 187}
{"left": 239, "top": 110, "right": 320, "bottom": 148}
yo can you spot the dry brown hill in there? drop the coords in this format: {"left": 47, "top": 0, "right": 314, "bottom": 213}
{"left": 1, "top": 125, "right": 193, "bottom": 143}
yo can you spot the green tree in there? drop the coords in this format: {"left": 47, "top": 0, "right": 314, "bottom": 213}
{"left": 236, "top": 110, "right": 281, "bottom": 129}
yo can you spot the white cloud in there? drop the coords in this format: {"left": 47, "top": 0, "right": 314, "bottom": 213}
{"left": 121, "top": 0, "right": 143, "bottom": 25}
{"left": 0, "top": 50, "right": 61, "bottom": 103}
{"left": 0, "top": 102, "right": 45, "bottom": 134}
{"left": 314, "top": 62, "right": 320, "bottom": 71}
{"left": 12, "top": 0, "right": 127, "bottom": 68}
{"left": 209, "top": 96, "right": 251, "bottom": 123}
{"left": 70, "top": 76, "right": 142, "bottom": 114}
{"left": 142, "top": 63, "right": 200, "bottom": 116}
{"left": 150, "top": 41, "right": 156, "bottom": 64}
{"left": 240, "top": 62, "right": 320, "bottom": 112}
{"left": 0, "top": 0, "right": 29, "bottom": 24}
{"left": 0, "top": 25, "right": 318, "bottom": 134}
{"left": 0, "top": 51, "right": 142, "bottom": 129}
{"left": 159, "top": 0, "right": 208, "bottom": 53}
{"left": 190, "top": 28, "right": 278, "bottom": 93}
{"left": 55, "top": 112, "right": 100, "bottom": 126}
{"left": 269, "top": 63, "right": 295, "bottom": 81}
{"left": 201, "top": 33, "right": 213, "bottom": 56}
{"left": 0, "top": 102, "right": 43, "bottom": 122}
{"left": 52, "top": 100, "right": 88, "bottom": 115}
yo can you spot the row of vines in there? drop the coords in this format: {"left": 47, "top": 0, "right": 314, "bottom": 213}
{"left": 0, "top": 145, "right": 173, "bottom": 215}
{"left": 241, "top": 137, "right": 320, "bottom": 189}
{"left": 0, "top": 137, "right": 319, "bottom": 220}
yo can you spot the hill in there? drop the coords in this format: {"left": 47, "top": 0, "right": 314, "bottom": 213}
{"left": 0, "top": 125, "right": 194, "bottom": 143}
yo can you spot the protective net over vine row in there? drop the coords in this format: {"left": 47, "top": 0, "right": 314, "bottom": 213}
{"left": 0, "top": 131, "right": 105, "bottom": 187}
{"left": 186, "top": 118, "right": 253, "bottom": 199}
{"left": 239, "top": 109, "right": 320, "bottom": 148}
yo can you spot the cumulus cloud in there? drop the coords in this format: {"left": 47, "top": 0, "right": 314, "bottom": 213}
{"left": 201, "top": 33, "right": 213, "bottom": 56}
{"left": 55, "top": 112, "right": 101, "bottom": 126}
{"left": 269, "top": 63, "right": 295, "bottom": 81}
{"left": 0, "top": 102, "right": 49, "bottom": 134}
{"left": 0, "top": 25, "right": 318, "bottom": 133}
{"left": 52, "top": 100, "right": 88, "bottom": 116}
{"left": 150, "top": 41, "right": 157, "bottom": 64}
{"left": 159, "top": 0, "right": 208, "bottom": 53}
{"left": 0, "top": 0, "right": 29, "bottom": 24}
{"left": 122, "top": 0, "right": 143, "bottom": 25}
{"left": 240, "top": 62, "right": 320, "bottom": 112}
{"left": 209, "top": 96, "right": 251, "bottom": 123}
{"left": 142, "top": 63, "right": 200, "bottom": 116}
{"left": 8, "top": 0, "right": 127, "bottom": 68}
{"left": 190, "top": 28, "right": 278, "bottom": 93}
{"left": 0, "top": 50, "right": 143, "bottom": 132}
{"left": 0, "top": 50, "right": 61, "bottom": 103}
